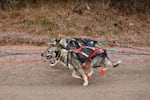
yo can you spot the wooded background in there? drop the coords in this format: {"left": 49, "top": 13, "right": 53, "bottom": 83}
{"left": 0, "top": 0, "right": 149, "bottom": 12}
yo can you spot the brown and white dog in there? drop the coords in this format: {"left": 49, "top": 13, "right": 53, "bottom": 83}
{"left": 41, "top": 46, "right": 121, "bottom": 86}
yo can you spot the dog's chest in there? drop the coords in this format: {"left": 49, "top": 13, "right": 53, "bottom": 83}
{"left": 60, "top": 56, "right": 74, "bottom": 69}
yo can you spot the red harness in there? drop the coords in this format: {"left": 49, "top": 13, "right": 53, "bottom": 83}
{"left": 69, "top": 46, "right": 106, "bottom": 62}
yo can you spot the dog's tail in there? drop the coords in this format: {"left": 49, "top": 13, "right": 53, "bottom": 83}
{"left": 105, "top": 57, "right": 122, "bottom": 68}
{"left": 113, "top": 60, "right": 122, "bottom": 67}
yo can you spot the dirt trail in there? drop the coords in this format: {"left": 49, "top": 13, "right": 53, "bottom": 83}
{"left": 0, "top": 46, "right": 150, "bottom": 100}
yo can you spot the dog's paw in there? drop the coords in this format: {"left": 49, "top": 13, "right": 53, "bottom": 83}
{"left": 113, "top": 60, "right": 122, "bottom": 68}
{"left": 83, "top": 82, "right": 88, "bottom": 86}
{"left": 83, "top": 77, "right": 88, "bottom": 86}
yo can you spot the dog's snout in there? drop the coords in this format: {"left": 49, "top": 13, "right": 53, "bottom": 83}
{"left": 46, "top": 55, "right": 52, "bottom": 59}
{"left": 41, "top": 53, "right": 44, "bottom": 57}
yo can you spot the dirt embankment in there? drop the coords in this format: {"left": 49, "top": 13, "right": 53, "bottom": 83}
{"left": 0, "top": 2, "right": 150, "bottom": 46}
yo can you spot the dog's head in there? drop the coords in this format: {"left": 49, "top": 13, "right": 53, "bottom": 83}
{"left": 41, "top": 46, "right": 60, "bottom": 66}
{"left": 41, "top": 44, "right": 70, "bottom": 66}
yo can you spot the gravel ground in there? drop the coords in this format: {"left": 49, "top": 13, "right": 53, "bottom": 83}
{"left": 0, "top": 46, "right": 150, "bottom": 100}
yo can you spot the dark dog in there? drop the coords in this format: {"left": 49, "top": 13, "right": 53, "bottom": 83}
{"left": 41, "top": 46, "right": 121, "bottom": 86}
{"left": 44, "top": 36, "right": 99, "bottom": 66}
{"left": 47, "top": 35, "right": 98, "bottom": 50}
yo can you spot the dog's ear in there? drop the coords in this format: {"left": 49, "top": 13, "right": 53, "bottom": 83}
{"left": 55, "top": 34, "right": 63, "bottom": 42}
{"left": 57, "top": 34, "right": 66, "bottom": 39}
{"left": 55, "top": 34, "right": 66, "bottom": 47}
{"left": 47, "top": 37, "right": 57, "bottom": 47}
{"left": 48, "top": 37, "right": 57, "bottom": 45}
{"left": 46, "top": 42, "right": 56, "bottom": 47}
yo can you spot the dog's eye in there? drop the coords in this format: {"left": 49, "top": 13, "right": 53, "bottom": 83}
{"left": 48, "top": 50, "right": 50, "bottom": 52}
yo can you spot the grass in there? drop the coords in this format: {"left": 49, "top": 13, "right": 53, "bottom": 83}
{"left": 0, "top": 2, "right": 149, "bottom": 46}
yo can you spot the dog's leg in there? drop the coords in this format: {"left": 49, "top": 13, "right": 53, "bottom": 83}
{"left": 78, "top": 68, "right": 88, "bottom": 86}
{"left": 72, "top": 69, "right": 82, "bottom": 79}
{"left": 88, "top": 67, "right": 94, "bottom": 77}
{"left": 104, "top": 57, "right": 113, "bottom": 67}
{"left": 85, "top": 66, "right": 94, "bottom": 79}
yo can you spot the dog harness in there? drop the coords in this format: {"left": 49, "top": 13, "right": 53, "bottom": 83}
{"left": 65, "top": 39, "right": 80, "bottom": 50}
{"left": 69, "top": 46, "right": 106, "bottom": 63}
{"left": 77, "top": 38, "right": 97, "bottom": 46}
{"left": 65, "top": 39, "right": 97, "bottom": 50}
{"left": 66, "top": 39, "right": 71, "bottom": 50}
{"left": 85, "top": 40, "right": 94, "bottom": 46}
